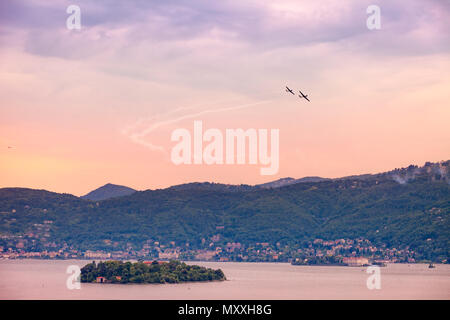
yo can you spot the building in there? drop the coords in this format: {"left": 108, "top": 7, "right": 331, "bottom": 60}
{"left": 194, "top": 250, "right": 216, "bottom": 261}
{"left": 158, "top": 249, "right": 179, "bottom": 260}
{"left": 143, "top": 261, "right": 167, "bottom": 265}
{"left": 84, "top": 251, "right": 111, "bottom": 259}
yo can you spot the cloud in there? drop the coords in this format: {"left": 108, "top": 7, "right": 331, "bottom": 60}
{"left": 2, "top": 0, "right": 448, "bottom": 115}
{"left": 1, "top": 0, "right": 448, "bottom": 59}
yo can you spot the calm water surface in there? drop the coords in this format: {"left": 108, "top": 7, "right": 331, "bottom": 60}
{"left": 0, "top": 260, "right": 449, "bottom": 299}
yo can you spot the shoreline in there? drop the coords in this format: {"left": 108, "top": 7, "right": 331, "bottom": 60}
{"left": 0, "top": 258, "right": 446, "bottom": 267}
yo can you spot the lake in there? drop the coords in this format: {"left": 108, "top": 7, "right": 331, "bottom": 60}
{"left": 0, "top": 260, "right": 448, "bottom": 299}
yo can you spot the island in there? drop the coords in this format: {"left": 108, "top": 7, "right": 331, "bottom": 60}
{"left": 291, "top": 256, "right": 378, "bottom": 267}
{"left": 292, "top": 255, "right": 347, "bottom": 266}
{"left": 80, "top": 260, "right": 226, "bottom": 284}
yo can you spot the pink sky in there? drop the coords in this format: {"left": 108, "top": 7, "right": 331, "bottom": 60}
{"left": 1, "top": 0, "right": 449, "bottom": 195}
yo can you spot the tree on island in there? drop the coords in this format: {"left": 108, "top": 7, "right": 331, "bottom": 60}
{"left": 80, "top": 260, "right": 226, "bottom": 284}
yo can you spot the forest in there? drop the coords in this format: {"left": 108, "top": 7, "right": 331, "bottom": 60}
{"left": 81, "top": 260, "right": 226, "bottom": 284}
{"left": 1, "top": 161, "right": 449, "bottom": 262}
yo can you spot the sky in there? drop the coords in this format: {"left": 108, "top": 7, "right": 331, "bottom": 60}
{"left": 0, "top": 0, "right": 449, "bottom": 196}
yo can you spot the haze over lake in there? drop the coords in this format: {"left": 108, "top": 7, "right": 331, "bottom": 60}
{"left": 0, "top": 260, "right": 448, "bottom": 299}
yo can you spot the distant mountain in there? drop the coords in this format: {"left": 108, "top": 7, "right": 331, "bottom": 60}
{"left": 168, "top": 182, "right": 254, "bottom": 192}
{"left": 256, "top": 177, "right": 297, "bottom": 189}
{"left": 257, "top": 176, "right": 330, "bottom": 189}
{"left": 1, "top": 160, "right": 449, "bottom": 262}
{"left": 295, "top": 176, "right": 331, "bottom": 183}
{"left": 81, "top": 183, "right": 136, "bottom": 201}
{"left": 334, "top": 161, "right": 450, "bottom": 184}
{"left": 167, "top": 177, "right": 330, "bottom": 192}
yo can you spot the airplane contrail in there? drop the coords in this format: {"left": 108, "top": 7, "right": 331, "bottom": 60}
{"left": 121, "top": 99, "right": 246, "bottom": 136}
{"left": 124, "top": 99, "right": 273, "bottom": 153}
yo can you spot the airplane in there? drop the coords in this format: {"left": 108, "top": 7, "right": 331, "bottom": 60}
{"left": 299, "top": 90, "right": 310, "bottom": 102}
{"left": 285, "top": 86, "right": 295, "bottom": 95}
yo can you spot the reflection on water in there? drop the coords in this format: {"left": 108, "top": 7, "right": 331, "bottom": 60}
{"left": 0, "top": 260, "right": 448, "bottom": 299}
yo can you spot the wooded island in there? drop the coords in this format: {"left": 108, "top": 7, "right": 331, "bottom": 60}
{"left": 81, "top": 260, "right": 226, "bottom": 284}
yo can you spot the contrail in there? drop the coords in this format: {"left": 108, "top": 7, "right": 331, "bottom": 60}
{"left": 125, "top": 99, "right": 273, "bottom": 153}
{"left": 121, "top": 98, "right": 252, "bottom": 136}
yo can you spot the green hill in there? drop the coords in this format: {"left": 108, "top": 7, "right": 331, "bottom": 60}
{"left": 81, "top": 183, "right": 136, "bottom": 201}
{"left": 0, "top": 161, "right": 448, "bottom": 262}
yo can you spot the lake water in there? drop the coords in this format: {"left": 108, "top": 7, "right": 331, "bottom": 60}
{"left": 0, "top": 260, "right": 448, "bottom": 299}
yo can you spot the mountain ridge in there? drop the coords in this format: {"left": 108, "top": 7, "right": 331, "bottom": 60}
{"left": 81, "top": 183, "right": 136, "bottom": 201}
{"left": 79, "top": 160, "right": 449, "bottom": 198}
{"left": 1, "top": 160, "right": 448, "bottom": 262}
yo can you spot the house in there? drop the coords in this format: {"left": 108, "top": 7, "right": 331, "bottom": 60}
{"left": 158, "top": 249, "right": 179, "bottom": 260}
{"left": 96, "top": 277, "right": 107, "bottom": 283}
{"left": 84, "top": 251, "right": 111, "bottom": 259}
{"left": 194, "top": 250, "right": 216, "bottom": 260}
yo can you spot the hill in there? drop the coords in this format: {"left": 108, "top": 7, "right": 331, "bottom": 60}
{"left": 0, "top": 160, "right": 448, "bottom": 262}
{"left": 257, "top": 177, "right": 330, "bottom": 189}
{"left": 162, "top": 176, "right": 329, "bottom": 192}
